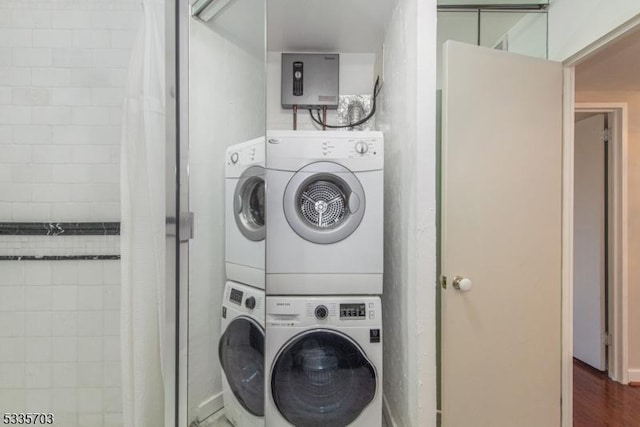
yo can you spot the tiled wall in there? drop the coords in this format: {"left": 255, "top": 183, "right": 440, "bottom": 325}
{"left": 0, "top": 1, "right": 141, "bottom": 426}
{"left": 0, "top": 260, "right": 121, "bottom": 426}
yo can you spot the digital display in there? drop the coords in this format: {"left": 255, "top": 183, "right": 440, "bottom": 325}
{"left": 340, "top": 303, "right": 366, "bottom": 319}
{"left": 230, "top": 288, "right": 243, "bottom": 305}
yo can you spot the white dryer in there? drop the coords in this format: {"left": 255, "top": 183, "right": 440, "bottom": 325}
{"left": 225, "top": 137, "right": 265, "bottom": 289}
{"left": 265, "top": 295, "right": 382, "bottom": 427}
{"left": 265, "top": 130, "right": 383, "bottom": 295}
{"left": 219, "top": 281, "right": 265, "bottom": 427}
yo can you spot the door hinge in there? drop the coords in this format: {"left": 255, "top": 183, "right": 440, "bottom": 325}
{"left": 440, "top": 275, "right": 447, "bottom": 289}
{"left": 602, "top": 128, "right": 611, "bottom": 143}
{"left": 602, "top": 333, "right": 612, "bottom": 346}
{"left": 180, "top": 212, "right": 195, "bottom": 242}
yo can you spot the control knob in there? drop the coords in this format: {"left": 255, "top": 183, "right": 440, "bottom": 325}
{"left": 245, "top": 296, "right": 256, "bottom": 310}
{"left": 315, "top": 305, "right": 328, "bottom": 320}
{"left": 355, "top": 141, "right": 369, "bottom": 155}
{"left": 230, "top": 152, "right": 239, "bottom": 164}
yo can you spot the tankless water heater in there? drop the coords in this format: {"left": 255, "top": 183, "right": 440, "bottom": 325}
{"left": 281, "top": 53, "right": 339, "bottom": 109}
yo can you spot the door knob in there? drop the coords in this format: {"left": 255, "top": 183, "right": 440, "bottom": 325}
{"left": 453, "top": 276, "right": 472, "bottom": 292}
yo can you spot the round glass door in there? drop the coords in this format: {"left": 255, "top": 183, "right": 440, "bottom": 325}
{"left": 219, "top": 317, "right": 265, "bottom": 417}
{"left": 234, "top": 165, "right": 265, "bottom": 241}
{"left": 271, "top": 330, "right": 377, "bottom": 426}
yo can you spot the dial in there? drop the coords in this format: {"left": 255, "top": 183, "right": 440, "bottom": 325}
{"left": 230, "top": 152, "right": 239, "bottom": 164}
{"left": 314, "top": 305, "right": 328, "bottom": 320}
{"left": 245, "top": 296, "right": 256, "bottom": 310}
{"left": 355, "top": 141, "right": 369, "bottom": 155}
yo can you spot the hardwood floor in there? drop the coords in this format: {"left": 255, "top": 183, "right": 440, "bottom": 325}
{"left": 574, "top": 358, "right": 640, "bottom": 426}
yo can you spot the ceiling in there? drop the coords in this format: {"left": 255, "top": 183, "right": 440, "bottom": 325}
{"left": 576, "top": 28, "right": 640, "bottom": 92}
{"left": 267, "top": 0, "right": 397, "bottom": 53}
{"left": 200, "top": 0, "right": 265, "bottom": 57}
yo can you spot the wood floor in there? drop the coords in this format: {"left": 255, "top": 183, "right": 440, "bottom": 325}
{"left": 574, "top": 358, "right": 640, "bottom": 426}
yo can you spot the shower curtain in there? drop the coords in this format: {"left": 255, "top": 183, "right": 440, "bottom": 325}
{"left": 120, "top": 0, "right": 166, "bottom": 426}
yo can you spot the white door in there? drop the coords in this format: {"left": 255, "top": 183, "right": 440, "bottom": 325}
{"left": 441, "top": 41, "right": 563, "bottom": 427}
{"left": 573, "top": 113, "right": 607, "bottom": 371}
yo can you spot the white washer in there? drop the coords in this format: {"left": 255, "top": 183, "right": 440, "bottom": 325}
{"left": 265, "top": 130, "right": 383, "bottom": 295}
{"left": 219, "top": 282, "right": 265, "bottom": 427}
{"left": 265, "top": 295, "right": 382, "bottom": 427}
{"left": 225, "top": 137, "right": 265, "bottom": 289}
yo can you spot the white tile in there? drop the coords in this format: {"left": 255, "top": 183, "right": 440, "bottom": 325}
{"left": 0, "top": 337, "right": 25, "bottom": 362}
{"left": 90, "top": 203, "right": 120, "bottom": 221}
{"left": 103, "top": 336, "right": 119, "bottom": 361}
{"left": 51, "top": 286, "right": 77, "bottom": 311}
{"left": 52, "top": 362, "right": 77, "bottom": 388}
{"left": 89, "top": 164, "right": 119, "bottom": 183}
{"left": 51, "top": 87, "right": 91, "bottom": 106}
{"left": 78, "top": 413, "right": 104, "bottom": 427}
{"left": 24, "top": 262, "right": 52, "bottom": 286}
{"left": 76, "top": 362, "right": 103, "bottom": 387}
{"left": 51, "top": 388, "right": 77, "bottom": 412}
{"left": 71, "top": 106, "right": 111, "bottom": 125}
{"left": 52, "top": 262, "right": 79, "bottom": 285}
{"left": 0, "top": 145, "right": 31, "bottom": 163}
{"left": 72, "top": 30, "right": 110, "bottom": 48}
{"left": 0, "top": 87, "right": 11, "bottom": 104}
{"left": 51, "top": 337, "right": 76, "bottom": 362}
{"left": 0, "top": 183, "right": 32, "bottom": 202}
{"left": 70, "top": 145, "right": 111, "bottom": 164}
{"left": 102, "top": 286, "right": 120, "bottom": 311}
{"left": 91, "top": 88, "right": 125, "bottom": 106}
{"left": 51, "top": 48, "right": 92, "bottom": 67}
{"left": 71, "top": 184, "right": 119, "bottom": 203}
{"left": 25, "top": 363, "right": 52, "bottom": 388}
{"left": 11, "top": 87, "right": 49, "bottom": 106}
{"left": 25, "top": 312, "right": 52, "bottom": 336}
{"left": 31, "top": 106, "right": 72, "bottom": 125}
{"left": 12, "top": 47, "right": 52, "bottom": 67}
{"left": 24, "top": 389, "right": 53, "bottom": 412}
{"left": 77, "top": 261, "right": 103, "bottom": 285}
{"left": 52, "top": 125, "right": 119, "bottom": 145}
{"left": 0, "top": 286, "right": 24, "bottom": 311}
{"left": 103, "top": 262, "right": 120, "bottom": 285}
{"left": 0, "top": 47, "right": 11, "bottom": 67}
{"left": 0, "top": 312, "right": 25, "bottom": 337}
{"left": 0, "top": 263, "right": 24, "bottom": 286}
{"left": 12, "top": 163, "right": 55, "bottom": 184}
{"left": 0, "top": 363, "right": 25, "bottom": 388}
{"left": 51, "top": 312, "right": 77, "bottom": 336}
{"left": 13, "top": 125, "right": 52, "bottom": 144}
{"left": 11, "top": 203, "right": 51, "bottom": 221}
{"left": 0, "top": 125, "right": 13, "bottom": 143}
{"left": 92, "top": 49, "right": 131, "bottom": 68}
{"left": 103, "top": 311, "right": 119, "bottom": 336}
{"left": 51, "top": 10, "right": 92, "bottom": 30}
{"left": 25, "top": 337, "right": 51, "bottom": 362}
{"left": 0, "top": 67, "right": 31, "bottom": 87}
{"left": 103, "top": 387, "right": 122, "bottom": 412}
{"left": 92, "top": 10, "right": 140, "bottom": 30}
{"left": 70, "top": 69, "right": 127, "bottom": 88}
{"left": 32, "top": 145, "right": 73, "bottom": 164}
{"left": 24, "top": 287, "right": 52, "bottom": 311}
{"left": 77, "top": 388, "right": 103, "bottom": 413}
{"left": 77, "top": 337, "right": 102, "bottom": 362}
{"left": 51, "top": 203, "right": 92, "bottom": 221}
{"left": 51, "top": 412, "right": 77, "bottom": 427}
{"left": 11, "top": 10, "right": 51, "bottom": 29}
{"left": 77, "top": 311, "right": 103, "bottom": 336}
{"left": 104, "top": 413, "right": 123, "bottom": 427}
{"left": 0, "top": 105, "right": 31, "bottom": 124}
{"left": 0, "top": 29, "right": 32, "bottom": 48}
{"left": 110, "top": 30, "right": 137, "bottom": 49}
{"left": 32, "top": 68, "right": 70, "bottom": 87}
{"left": 0, "top": 388, "right": 25, "bottom": 413}
{"left": 33, "top": 30, "right": 72, "bottom": 48}
{"left": 103, "top": 361, "right": 121, "bottom": 387}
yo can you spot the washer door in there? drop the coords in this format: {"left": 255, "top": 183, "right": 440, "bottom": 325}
{"left": 284, "top": 162, "right": 366, "bottom": 244}
{"left": 219, "top": 316, "right": 265, "bottom": 417}
{"left": 271, "top": 330, "right": 377, "bottom": 426}
{"left": 234, "top": 165, "right": 265, "bottom": 241}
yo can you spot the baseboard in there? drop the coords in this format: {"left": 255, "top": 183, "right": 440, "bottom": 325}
{"left": 629, "top": 369, "right": 640, "bottom": 385}
{"left": 197, "top": 392, "right": 224, "bottom": 423}
{"left": 382, "top": 394, "right": 399, "bottom": 427}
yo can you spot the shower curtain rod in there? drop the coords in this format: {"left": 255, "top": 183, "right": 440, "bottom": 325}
{"left": 438, "top": 4, "right": 548, "bottom": 11}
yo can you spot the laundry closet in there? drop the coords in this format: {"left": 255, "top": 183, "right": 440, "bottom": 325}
{"left": 185, "top": 0, "right": 435, "bottom": 426}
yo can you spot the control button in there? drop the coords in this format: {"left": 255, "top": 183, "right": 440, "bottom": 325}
{"left": 369, "top": 302, "right": 374, "bottom": 308}
{"left": 230, "top": 152, "right": 239, "bottom": 164}
{"left": 369, "top": 310, "right": 375, "bottom": 319}
{"left": 245, "top": 296, "right": 256, "bottom": 310}
{"left": 355, "top": 141, "right": 369, "bottom": 155}
{"left": 315, "top": 305, "right": 328, "bottom": 320}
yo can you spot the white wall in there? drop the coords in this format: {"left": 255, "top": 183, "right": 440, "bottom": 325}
{"left": 266, "top": 52, "right": 376, "bottom": 130}
{"left": 0, "top": 1, "right": 140, "bottom": 425}
{"left": 188, "top": 17, "right": 265, "bottom": 423}
{"left": 548, "top": 0, "right": 640, "bottom": 61}
{"left": 378, "top": 0, "right": 437, "bottom": 425}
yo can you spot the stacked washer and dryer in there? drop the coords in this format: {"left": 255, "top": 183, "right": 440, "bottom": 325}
{"left": 220, "top": 137, "right": 266, "bottom": 427}
{"left": 265, "top": 130, "right": 384, "bottom": 427}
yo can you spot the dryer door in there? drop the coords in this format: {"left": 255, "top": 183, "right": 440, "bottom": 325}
{"left": 234, "top": 165, "right": 266, "bottom": 241}
{"left": 271, "top": 329, "right": 376, "bottom": 426}
{"left": 219, "top": 316, "right": 265, "bottom": 417}
{"left": 283, "top": 162, "right": 366, "bottom": 244}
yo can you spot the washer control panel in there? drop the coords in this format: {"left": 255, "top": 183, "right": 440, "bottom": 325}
{"left": 340, "top": 303, "right": 366, "bottom": 319}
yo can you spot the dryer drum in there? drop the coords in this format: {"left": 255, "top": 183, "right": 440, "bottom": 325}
{"left": 299, "top": 179, "right": 347, "bottom": 228}
{"left": 234, "top": 165, "right": 266, "bottom": 242}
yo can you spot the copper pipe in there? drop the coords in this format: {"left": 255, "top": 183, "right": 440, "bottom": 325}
{"left": 322, "top": 106, "right": 327, "bottom": 131}
{"left": 293, "top": 105, "right": 298, "bottom": 130}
